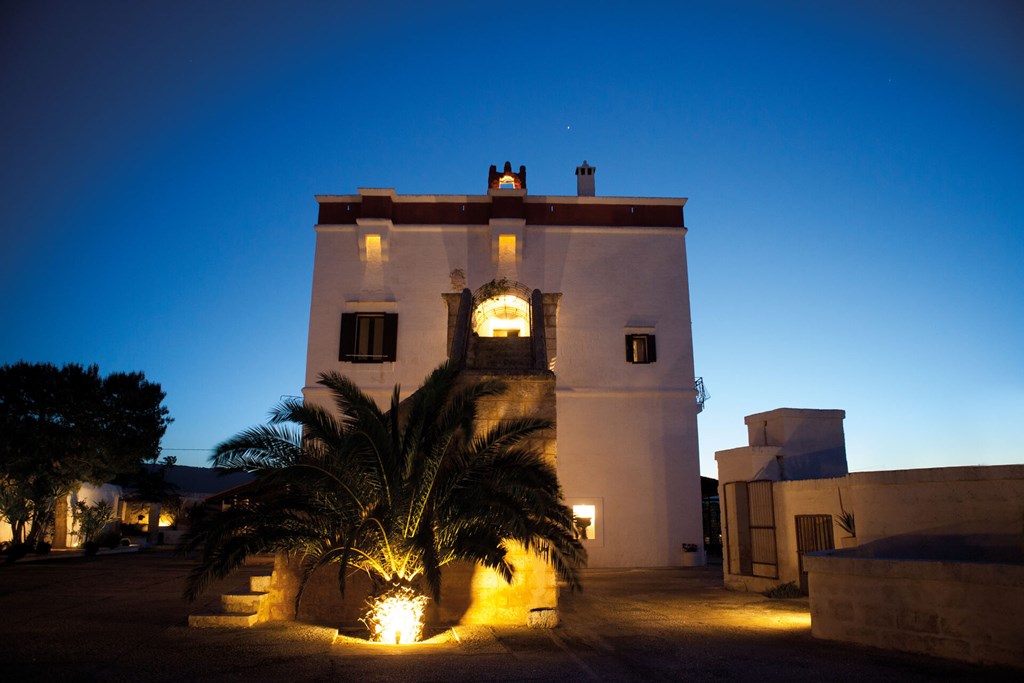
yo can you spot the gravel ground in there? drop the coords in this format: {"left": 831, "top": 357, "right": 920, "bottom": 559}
{"left": 0, "top": 550, "right": 1017, "bottom": 682}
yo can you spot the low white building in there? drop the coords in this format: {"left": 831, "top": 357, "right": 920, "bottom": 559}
{"left": 715, "top": 408, "right": 1024, "bottom": 667}
{"left": 303, "top": 162, "right": 705, "bottom": 569}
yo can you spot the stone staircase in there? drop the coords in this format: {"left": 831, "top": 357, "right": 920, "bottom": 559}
{"left": 188, "top": 573, "right": 272, "bottom": 628}
{"left": 467, "top": 337, "right": 534, "bottom": 370}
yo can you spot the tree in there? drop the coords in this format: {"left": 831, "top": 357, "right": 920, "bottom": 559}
{"left": 182, "top": 362, "right": 586, "bottom": 619}
{"left": 0, "top": 362, "right": 172, "bottom": 547}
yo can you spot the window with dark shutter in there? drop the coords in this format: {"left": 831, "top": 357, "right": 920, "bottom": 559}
{"left": 625, "top": 334, "right": 656, "bottom": 364}
{"left": 340, "top": 313, "right": 398, "bottom": 363}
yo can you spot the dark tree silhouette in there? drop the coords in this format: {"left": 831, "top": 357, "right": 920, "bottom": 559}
{"left": 0, "top": 362, "right": 171, "bottom": 547}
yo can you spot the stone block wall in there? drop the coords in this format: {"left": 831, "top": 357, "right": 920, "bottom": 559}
{"left": 805, "top": 552, "right": 1024, "bottom": 668}
{"left": 268, "top": 550, "right": 558, "bottom": 630}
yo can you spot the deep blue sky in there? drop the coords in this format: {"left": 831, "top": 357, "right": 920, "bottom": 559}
{"left": 2, "top": 1, "right": 1021, "bottom": 475}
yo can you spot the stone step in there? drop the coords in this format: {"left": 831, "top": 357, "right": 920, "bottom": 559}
{"left": 188, "top": 612, "right": 260, "bottom": 628}
{"left": 250, "top": 575, "right": 272, "bottom": 593}
{"left": 221, "top": 591, "right": 268, "bottom": 614}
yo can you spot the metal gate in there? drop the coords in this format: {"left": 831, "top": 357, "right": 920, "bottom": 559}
{"left": 795, "top": 514, "right": 834, "bottom": 593}
{"left": 747, "top": 480, "right": 777, "bottom": 578}
{"left": 723, "top": 480, "right": 777, "bottom": 579}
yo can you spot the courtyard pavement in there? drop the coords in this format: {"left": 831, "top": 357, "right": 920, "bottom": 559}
{"left": 0, "top": 549, "right": 1016, "bottom": 681}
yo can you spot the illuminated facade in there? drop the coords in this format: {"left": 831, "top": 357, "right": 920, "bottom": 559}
{"left": 304, "top": 162, "right": 704, "bottom": 569}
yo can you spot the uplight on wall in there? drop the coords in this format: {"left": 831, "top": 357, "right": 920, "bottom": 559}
{"left": 498, "top": 234, "right": 516, "bottom": 262}
{"left": 365, "top": 233, "right": 382, "bottom": 263}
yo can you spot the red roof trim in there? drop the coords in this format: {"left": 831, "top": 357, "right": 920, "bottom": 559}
{"left": 317, "top": 197, "right": 684, "bottom": 228}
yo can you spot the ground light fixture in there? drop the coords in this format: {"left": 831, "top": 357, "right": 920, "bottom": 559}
{"left": 360, "top": 586, "right": 430, "bottom": 644}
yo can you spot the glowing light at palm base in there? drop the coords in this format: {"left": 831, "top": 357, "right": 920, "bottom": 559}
{"left": 361, "top": 586, "right": 430, "bottom": 644}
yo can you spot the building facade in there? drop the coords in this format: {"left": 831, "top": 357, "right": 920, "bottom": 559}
{"left": 303, "top": 162, "right": 704, "bottom": 570}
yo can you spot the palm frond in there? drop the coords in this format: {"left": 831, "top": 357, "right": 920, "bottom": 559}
{"left": 183, "top": 361, "right": 586, "bottom": 614}
{"left": 211, "top": 424, "right": 303, "bottom": 471}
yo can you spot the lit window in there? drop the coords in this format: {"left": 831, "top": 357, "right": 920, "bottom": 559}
{"left": 339, "top": 313, "right": 398, "bottom": 362}
{"left": 365, "top": 233, "right": 382, "bottom": 262}
{"left": 626, "top": 334, "right": 656, "bottom": 364}
{"left": 473, "top": 294, "right": 531, "bottom": 337}
{"left": 572, "top": 504, "right": 596, "bottom": 540}
{"left": 498, "top": 234, "right": 516, "bottom": 265}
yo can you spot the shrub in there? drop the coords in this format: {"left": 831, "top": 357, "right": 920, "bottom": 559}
{"left": 73, "top": 500, "right": 114, "bottom": 545}
{"left": 95, "top": 530, "right": 122, "bottom": 549}
{"left": 763, "top": 582, "right": 804, "bottom": 599}
{"left": 5, "top": 543, "right": 31, "bottom": 563}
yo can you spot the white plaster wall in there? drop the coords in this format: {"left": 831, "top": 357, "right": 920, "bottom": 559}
{"left": 557, "top": 393, "right": 702, "bottom": 566}
{"left": 770, "top": 477, "right": 851, "bottom": 584}
{"left": 305, "top": 206, "right": 701, "bottom": 569}
{"left": 715, "top": 445, "right": 783, "bottom": 484}
{"left": 844, "top": 465, "right": 1024, "bottom": 546}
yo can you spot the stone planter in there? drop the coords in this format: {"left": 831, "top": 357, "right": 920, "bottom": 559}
{"left": 527, "top": 607, "right": 559, "bottom": 628}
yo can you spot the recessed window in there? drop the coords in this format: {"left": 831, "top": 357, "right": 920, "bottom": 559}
{"left": 626, "top": 334, "right": 656, "bottom": 364}
{"left": 365, "top": 233, "right": 382, "bottom": 262}
{"left": 572, "top": 504, "right": 597, "bottom": 540}
{"left": 339, "top": 313, "right": 398, "bottom": 362}
{"left": 473, "top": 294, "right": 531, "bottom": 338}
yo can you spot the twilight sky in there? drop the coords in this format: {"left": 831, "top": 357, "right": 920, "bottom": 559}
{"left": 2, "top": 1, "right": 1021, "bottom": 476}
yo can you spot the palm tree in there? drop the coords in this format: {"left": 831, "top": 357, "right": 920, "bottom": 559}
{"left": 181, "top": 362, "right": 585, "bottom": 617}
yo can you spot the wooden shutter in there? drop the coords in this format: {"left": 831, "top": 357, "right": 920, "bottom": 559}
{"left": 382, "top": 313, "right": 398, "bottom": 362}
{"left": 339, "top": 313, "right": 357, "bottom": 361}
{"left": 625, "top": 335, "right": 635, "bottom": 362}
{"left": 647, "top": 335, "right": 657, "bottom": 363}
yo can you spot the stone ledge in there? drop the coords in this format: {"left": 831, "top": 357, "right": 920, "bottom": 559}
{"left": 188, "top": 612, "right": 260, "bottom": 628}
{"left": 804, "top": 552, "right": 1024, "bottom": 587}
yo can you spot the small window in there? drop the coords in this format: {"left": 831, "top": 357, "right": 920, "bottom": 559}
{"left": 339, "top": 313, "right": 398, "bottom": 362}
{"left": 625, "top": 334, "right": 656, "bottom": 364}
{"left": 569, "top": 498, "right": 603, "bottom": 545}
{"left": 572, "top": 504, "right": 596, "bottom": 540}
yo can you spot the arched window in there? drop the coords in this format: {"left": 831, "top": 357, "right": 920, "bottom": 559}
{"left": 472, "top": 280, "right": 532, "bottom": 337}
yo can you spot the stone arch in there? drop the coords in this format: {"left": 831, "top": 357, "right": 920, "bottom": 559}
{"left": 472, "top": 279, "right": 533, "bottom": 337}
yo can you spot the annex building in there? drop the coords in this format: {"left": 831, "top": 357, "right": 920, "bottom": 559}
{"left": 302, "top": 162, "right": 705, "bottom": 572}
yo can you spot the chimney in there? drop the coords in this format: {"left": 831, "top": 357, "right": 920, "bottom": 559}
{"left": 575, "top": 160, "right": 595, "bottom": 197}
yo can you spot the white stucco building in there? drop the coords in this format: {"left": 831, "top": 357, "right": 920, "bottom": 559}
{"left": 303, "top": 162, "right": 704, "bottom": 568}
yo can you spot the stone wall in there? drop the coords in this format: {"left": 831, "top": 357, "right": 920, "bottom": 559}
{"left": 805, "top": 552, "right": 1024, "bottom": 668}
{"left": 267, "top": 553, "right": 556, "bottom": 629}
